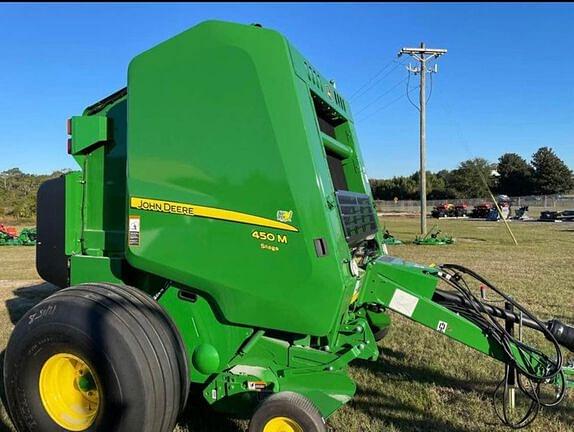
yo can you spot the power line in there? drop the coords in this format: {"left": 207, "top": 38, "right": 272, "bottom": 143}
{"left": 406, "top": 71, "right": 419, "bottom": 111}
{"left": 348, "top": 58, "right": 396, "bottom": 100}
{"left": 406, "top": 64, "right": 435, "bottom": 111}
{"left": 354, "top": 77, "right": 408, "bottom": 116}
{"left": 356, "top": 84, "right": 420, "bottom": 123}
{"left": 349, "top": 58, "right": 406, "bottom": 101}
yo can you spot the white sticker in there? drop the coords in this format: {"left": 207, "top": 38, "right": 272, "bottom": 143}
{"left": 437, "top": 321, "right": 448, "bottom": 333}
{"left": 389, "top": 289, "right": 419, "bottom": 317}
{"left": 128, "top": 215, "right": 140, "bottom": 246}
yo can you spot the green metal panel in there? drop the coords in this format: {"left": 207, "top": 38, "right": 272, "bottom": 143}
{"left": 158, "top": 285, "right": 253, "bottom": 383}
{"left": 65, "top": 97, "right": 128, "bottom": 276}
{"left": 125, "top": 20, "right": 376, "bottom": 336}
{"left": 64, "top": 171, "right": 83, "bottom": 256}
{"left": 70, "top": 255, "right": 123, "bottom": 285}
{"left": 361, "top": 257, "right": 505, "bottom": 360}
{"left": 69, "top": 116, "right": 109, "bottom": 155}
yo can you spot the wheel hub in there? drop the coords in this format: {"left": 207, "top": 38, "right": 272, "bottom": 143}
{"left": 39, "top": 353, "right": 100, "bottom": 431}
{"left": 263, "top": 416, "right": 304, "bottom": 432}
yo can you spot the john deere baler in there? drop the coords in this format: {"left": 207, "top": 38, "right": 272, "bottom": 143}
{"left": 4, "top": 20, "right": 573, "bottom": 432}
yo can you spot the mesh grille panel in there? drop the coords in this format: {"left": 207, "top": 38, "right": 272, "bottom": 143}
{"left": 335, "top": 190, "right": 378, "bottom": 246}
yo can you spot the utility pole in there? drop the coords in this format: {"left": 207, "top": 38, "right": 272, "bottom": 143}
{"left": 398, "top": 43, "right": 446, "bottom": 235}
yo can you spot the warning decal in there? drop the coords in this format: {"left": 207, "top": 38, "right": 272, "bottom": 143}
{"left": 128, "top": 215, "right": 140, "bottom": 246}
{"left": 389, "top": 289, "right": 419, "bottom": 318}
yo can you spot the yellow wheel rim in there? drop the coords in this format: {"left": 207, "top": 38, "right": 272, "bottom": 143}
{"left": 39, "top": 353, "right": 100, "bottom": 431}
{"left": 263, "top": 416, "right": 304, "bottom": 432}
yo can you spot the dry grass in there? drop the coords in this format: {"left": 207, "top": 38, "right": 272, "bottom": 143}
{"left": 0, "top": 218, "right": 572, "bottom": 431}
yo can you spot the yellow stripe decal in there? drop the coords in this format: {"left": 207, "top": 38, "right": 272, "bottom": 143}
{"left": 130, "top": 197, "right": 298, "bottom": 232}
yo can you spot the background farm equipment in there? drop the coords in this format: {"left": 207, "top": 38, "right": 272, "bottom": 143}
{"left": 494, "top": 194, "right": 512, "bottom": 220}
{"left": 540, "top": 210, "right": 562, "bottom": 221}
{"left": 414, "top": 225, "right": 455, "bottom": 245}
{"left": 513, "top": 205, "right": 530, "bottom": 220}
{"left": 454, "top": 203, "right": 468, "bottom": 217}
{"left": 0, "top": 225, "right": 36, "bottom": 246}
{"left": 431, "top": 203, "right": 454, "bottom": 218}
{"left": 471, "top": 195, "right": 512, "bottom": 221}
{"left": 540, "top": 209, "right": 574, "bottom": 222}
{"left": 470, "top": 202, "right": 492, "bottom": 218}
{"left": 381, "top": 226, "right": 402, "bottom": 245}
{"left": 431, "top": 203, "right": 467, "bottom": 218}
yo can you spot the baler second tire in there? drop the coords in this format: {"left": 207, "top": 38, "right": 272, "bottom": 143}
{"left": 4, "top": 283, "right": 188, "bottom": 432}
{"left": 248, "top": 391, "right": 327, "bottom": 432}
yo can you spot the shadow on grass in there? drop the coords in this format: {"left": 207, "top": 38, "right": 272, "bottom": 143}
{"left": 360, "top": 346, "right": 496, "bottom": 394}
{"left": 176, "top": 388, "right": 246, "bottom": 432}
{"left": 346, "top": 346, "right": 498, "bottom": 432}
{"left": 349, "top": 387, "right": 484, "bottom": 432}
{"left": 5, "top": 282, "right": 59, "bottom": 324}
{"left": 352, "top": 346, "right": 574, "bottom": 431}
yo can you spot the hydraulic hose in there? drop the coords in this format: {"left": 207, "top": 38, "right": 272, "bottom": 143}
{"left": 433, "top": 263, "right": 570, "bottom": 428}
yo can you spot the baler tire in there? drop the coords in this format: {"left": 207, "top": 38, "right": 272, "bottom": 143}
{"left": 248, "top": 391, "right": 326, "bottom": 432}
{"left": 3, "top": 283, "right": 186, "bottom": 432}
{"left": 93, "top": 282, "right": 190, "bottom": 410}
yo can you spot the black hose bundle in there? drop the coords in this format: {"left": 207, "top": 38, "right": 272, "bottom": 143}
{"left": 436, "top": 264, "right": 566, "bottom": 429}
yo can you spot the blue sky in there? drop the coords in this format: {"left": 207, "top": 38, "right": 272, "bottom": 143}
{"left": 1, "top": 3, "right": 573, "bottom": 178}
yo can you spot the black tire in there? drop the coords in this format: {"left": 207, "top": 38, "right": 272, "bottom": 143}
{"left": 249, "top": 391, "right": 326, "bottom": 432}
{"left": 4, "top": 283, "right": 188, "bottom": 432}
{"left": 95, "top": 282, "right": 190, "bottom": 410}
{"left": 373, "top": 326, "right": 390, "bottom": 342}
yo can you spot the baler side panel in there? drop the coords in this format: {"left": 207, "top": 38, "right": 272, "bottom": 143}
{"left": 125, "top": 21, "right": 352, "bottom": 336}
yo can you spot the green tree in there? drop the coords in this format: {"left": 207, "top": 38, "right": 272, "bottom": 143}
{"left": 448, "top": 158, "right": 494, "bottom": 198}
{"left": 369, "top": 176, "right": 419, "bottom": 200}
{"left": 0, "top": 168, "right": 63, "bottom": 218}
{"left": 409, "top": 171, "right": 454, "bottom": 199}
{"left": 497, "top": 153, "right": 533, "bottom": 196}
{"left": 531, "top": 147, "right": 574, "bottom": 195}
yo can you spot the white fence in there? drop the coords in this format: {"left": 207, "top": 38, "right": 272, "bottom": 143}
{"left": 375, "top": 195, "right": 574, "bottom": 214}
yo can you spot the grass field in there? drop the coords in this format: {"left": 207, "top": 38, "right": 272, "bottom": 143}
{"left": 0, "top": 217, "right": 572, "bottom": 431}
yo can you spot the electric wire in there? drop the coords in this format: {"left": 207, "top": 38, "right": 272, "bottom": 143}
{"left": 406, "top": 71, "right": 419, "bottom": 111}
{"left": 406, "top": 67, "right": 434, "bottom": 111}
{"left": 350, "top": 58, "right": 406, "bottom": 101}
{"left": 354, "top": 77, "right": 408, "bottom": 116}
{"left": 357, "top": 85, "right": 420, "bottom": 123}
{"left": 348, "top": 58, "right": 396, "bottom": 100}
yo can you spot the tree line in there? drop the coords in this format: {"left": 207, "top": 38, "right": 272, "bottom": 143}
{"left": 0, "top": 168, "right": 67, "bottom": 219}
{"left": 1, "top": 146, "right": 573, "bottom": 219}
{"left": 370, "top": 147, "right": 574, "bottom": 201}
